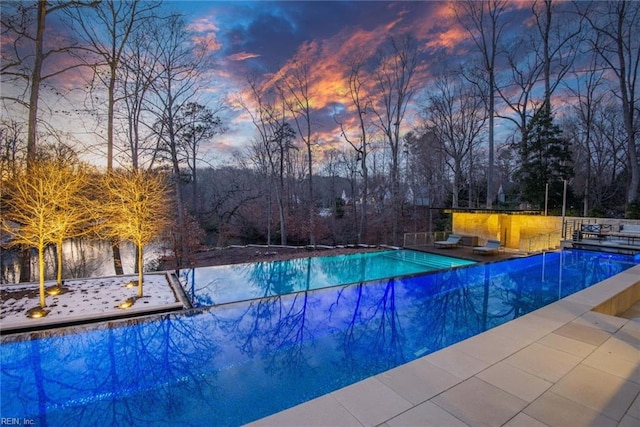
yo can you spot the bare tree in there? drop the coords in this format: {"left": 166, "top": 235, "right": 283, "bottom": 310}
{"left": 118, "top": 21, "right": 161, "bottom": 170}
{"left": 495, "top": 36, "right": 543, "bottom": 158}
{"left": 0, "top": 119, "right": 26, "bottom": 180}
{"left": 199, "top": 167, "right": 261, "bottom": 247}
{"left": 370, "top": 35, "right": 419, "bottom": 245}
{"left": 405, "top": 130, "right": 448, "bottom": 211}
{"left": 241, "top": 78, "right": 294, "bottom": 245}
{"left": 455, "top": 0, "right": 508, "bottom": 208}
{"left": 48, "top": 161, "right": 94, "bottom": 287}
{"left": 65, "top": 0, "right": 161, "bottom": 275}
{"left": 147, "top": 13, "right": 208, "bottom": 267}
{"left": 1, "top": 0, "right": 97, "bottom": 165}
{"left": 65, "top": 0, "right": 161, "bottom": 171}
{"left": 240, "top": 78, "right": 276, "bottom": 244}
{"left": 422, "top": 74, "right": 487, "bottom": 208}
{"left": 281, "top": 57, "right": 316, "bottom": 245}
{"left": 564, "top": 51, "right": 607, "bottom": 215}
{"left": 1, "top": 0, "right": 98, "bottom": 282}
{"left": 580, "top": 1, "right": 640, "bottom": 209}
{"left": 586, "top": 103, "right": 628, "bottom": 210}
{"left": 336, "top": 59, "right": 372, "bottom": 244}
{"left": 532, "top": 0, "right": 582, "bottom": 115}
{"left": 176, "top": 102, "right": 225, "bottom": 214}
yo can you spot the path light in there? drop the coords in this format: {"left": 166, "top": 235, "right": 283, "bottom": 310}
{"left": 117, "top": 297, "right": 136, "bottom": 310}
{"left": 26, "top": 307, "right": 50, "bottom": 319}
{"left": 124, "top": 281, "right": 137, "bottom": 289}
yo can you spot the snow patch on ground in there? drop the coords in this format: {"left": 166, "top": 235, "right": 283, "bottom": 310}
{"left": 0, "top": 273, "right": 183, "bottom": 333}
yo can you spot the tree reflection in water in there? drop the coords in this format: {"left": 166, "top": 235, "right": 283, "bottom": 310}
{"left": 178, "top": 250, "right": 474, "bottom": 307}
{"left": 2, "top": 314, "right": 222, "bottom": 426}
{"left": 1, "top": 249, "right": 636, "bottom": 426}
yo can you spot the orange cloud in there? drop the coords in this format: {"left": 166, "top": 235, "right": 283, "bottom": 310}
{"left": 408, "top": 2, "right": 466, "bottom": 51}
{"left": 239, "top": 3, "right": 487, "bottom": 157}
{"left": 264, "top": 23, "right": 389, "bottom": 115}
{"left": 425, "top": 26, "right": 467, "bottom": 50}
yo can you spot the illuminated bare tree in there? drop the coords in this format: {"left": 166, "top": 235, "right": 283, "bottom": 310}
{"left": 100, "top": 169, "right": 172, "bottom": 297}
{"left": 48, "top": 161, "right": 94, "bottom": 287}
{"left": 1, "top": 157, "right": 91, "bottom": 308}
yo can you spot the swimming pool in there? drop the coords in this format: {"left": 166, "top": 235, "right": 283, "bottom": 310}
{"left": 1, "top": 249, "right": 637, "bottom": 426}
{"left": 179, "top": 249, "right": 475, "bottom": 306}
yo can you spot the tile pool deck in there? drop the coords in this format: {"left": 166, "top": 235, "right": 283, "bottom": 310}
{"left": 250, "top": 264, "right": 640, "bottom": 427}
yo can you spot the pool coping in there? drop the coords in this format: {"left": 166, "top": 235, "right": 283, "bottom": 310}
{"left": 249, "top": 264, "right": 640, "bottom": 426}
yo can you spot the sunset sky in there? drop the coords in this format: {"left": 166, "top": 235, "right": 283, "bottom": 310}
{"left": 172, "top": 0, "right": 532, "bottom": 163}
{"left": 3, "top": 1, "right": 558, "bottom": 167}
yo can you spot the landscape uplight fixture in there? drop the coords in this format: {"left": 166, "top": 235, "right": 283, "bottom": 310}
{"left": 26, "top": 306, "right": 50, "bottom": 319}
{"left": 46, "top": 281, "right": 68, "bottom": 297}
{"left": 117, "top": 297, "right": 136, "bottom": 310}
{"left": 125, "top": 281, "right": 137, "bottom": 289}
{"left": 46, "top": 285, "right": 62, "bottom": 296}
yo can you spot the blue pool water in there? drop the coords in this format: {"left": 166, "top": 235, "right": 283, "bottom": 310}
{"left": 1, "top": 249, "right": 637, "bottom": 426}
{"left": 179, "top": 249, "right": 475, "bottom": 306}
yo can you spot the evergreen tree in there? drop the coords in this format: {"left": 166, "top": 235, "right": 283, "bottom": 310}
{"left": 517, "top": 108, "right": 573, "bottom": 210}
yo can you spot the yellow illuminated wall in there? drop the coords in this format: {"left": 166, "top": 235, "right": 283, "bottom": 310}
{"left": 452, "top": 213, "right": 564, "bottom": 252}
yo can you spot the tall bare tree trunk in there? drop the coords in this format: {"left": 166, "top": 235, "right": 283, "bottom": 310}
{"left": 20, "top": 1, "right": 47, "bottom": 282}
{"left": 108, "top": 68, "right": 124, "bottom": 274}
{"left": 137, "top": 245, "right": 144, "bottom": 297}
{"left": 456, "top": 1, "right": 508, "bottom": 209}
{"left": 582, "top": 1, "right": 640, "bottom": 208}
{"left": 56, "top": 242, "right": 63, "bottom": 286}
{"left": 37, "top": 245, "right": 45, "bottom": 307}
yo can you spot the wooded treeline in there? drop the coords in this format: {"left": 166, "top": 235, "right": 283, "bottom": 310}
{"left": 1, "top": 1, "right": 639, "bottom": 279}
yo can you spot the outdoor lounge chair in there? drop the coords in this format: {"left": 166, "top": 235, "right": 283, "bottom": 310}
{"left": 472, "top": 239, "right": 502, "bottom": 255}
{"left": 434, "top": 234, "right": 462, "bottom": 248}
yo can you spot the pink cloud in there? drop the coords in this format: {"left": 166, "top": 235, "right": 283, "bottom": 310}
{"left": 188, "top": 17, "right": 222, "bottom": 52}
{"left": 187, "top": 18, "right": 219, "bottom": 33}
{"left": 193, "top": 33, "right": 222, "bottom": 52}
{"left": 228, "top": 52, "right": 261, "bottom": 61}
